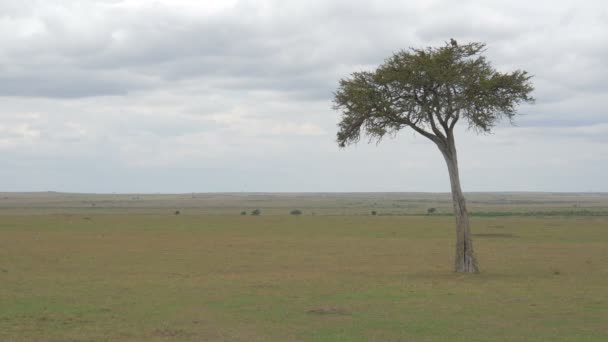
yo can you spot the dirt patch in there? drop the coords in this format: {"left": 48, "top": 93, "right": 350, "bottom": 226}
{"left": 307, "top": 307, "right": 350, "bottom": 315}
{"left": 61, "top": 317, "right": 92, "bottom": 325}
{"left": 152, "top": 328, "right": 189, "bottom": 337}
{"left": 250, "top": 283, "right": 277, "bottom": 289}
{"left": 473, "top": 233, "right": 518, "bottom": 238}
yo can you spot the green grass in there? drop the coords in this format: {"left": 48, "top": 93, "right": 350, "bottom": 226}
{"left": 1, "top": 214, "right": 607, "bottom": 341}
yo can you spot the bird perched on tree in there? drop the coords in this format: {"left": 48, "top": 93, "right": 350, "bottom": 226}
{"left": 450, "top": 38, "right": 458, "bottom": 47}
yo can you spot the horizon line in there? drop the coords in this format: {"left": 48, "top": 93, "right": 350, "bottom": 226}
{"left": 2, "top": 191, "right": 607, "bottom": 195}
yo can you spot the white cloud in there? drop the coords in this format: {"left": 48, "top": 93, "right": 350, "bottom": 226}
{"left": 0, "top": 0, "right": 606, "bottom": 192}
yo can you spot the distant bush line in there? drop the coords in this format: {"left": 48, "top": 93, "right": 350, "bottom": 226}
{"left": 393, "top": 210, "right": 608, "bottom": 217}
{"left": 470, "top": 210, "right": 608, "bottom": 217}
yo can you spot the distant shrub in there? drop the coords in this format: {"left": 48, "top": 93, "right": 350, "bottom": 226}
{"left": 371, "top": 211, "right": 377, "bottom": 216}
{"left": 174, "top": 210, "right": 181, "bottom": 215}
{"left": 240, "top": 211, "right": 247, "bottom": 216}
{"left": 251, "top": 209, "right": 261, "bottom": 216}
{"left": 290, "top": 209, "right": 302, "bottom": 216}
{"left": 427, "top": 208, "right": 436, "bottom": 215}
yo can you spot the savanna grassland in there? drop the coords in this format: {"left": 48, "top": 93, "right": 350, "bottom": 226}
{"left": 1, "top": 192, "right": 608, "bottom": 341}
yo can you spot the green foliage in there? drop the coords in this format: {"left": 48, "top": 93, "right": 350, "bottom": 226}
{"left": 371, "top": 210, "right": 377, "bottom": 216}
{"left": 427, "top": 207, "right": 437, "bottom": 215}
{"left": 290, "top": 209, "right": 303, "bottom": 216}
{"left": 333, "top": 40, "right": 534, "bottom": 147}
{"left": 251, "top": 209, "right": 261, "bottom": 216}
{"left": 240, "top": 211, "right": 247, "bottom": 216}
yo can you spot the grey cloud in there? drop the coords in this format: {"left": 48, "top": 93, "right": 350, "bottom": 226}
{"left": 1, "top": 0, "right": 607, "bottom": 192}
{"left": 0, "top": 72, "right": 133, "bottom": 98}
{"left": 2, "top": 0, "right": 598, "bottom": 114}
{"left": 0, "top": 1, "right": 416, "bottom": 98}
{"left": 3, "top": 0, "right": 607, "bottom": 114}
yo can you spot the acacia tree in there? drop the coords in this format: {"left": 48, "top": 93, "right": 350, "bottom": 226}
{"left": 333, "top": 40, "right": 534, "bottom": 273}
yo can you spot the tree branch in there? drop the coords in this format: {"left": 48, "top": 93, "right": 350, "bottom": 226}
{"left": 449, "top": 111, "right": 460, "bottom": 130}
{"left": 426, "top": 110, "right": 446, "bottom": 143}
{"left": 407, "top": 119, "right": 443, "bottom": 146}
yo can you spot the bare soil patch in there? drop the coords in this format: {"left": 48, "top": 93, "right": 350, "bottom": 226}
{"left": 307, "top": 307, "right": 350, "bottom": 315}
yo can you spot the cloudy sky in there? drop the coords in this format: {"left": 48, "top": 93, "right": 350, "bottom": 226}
{"left": 1, "top": 0, "right": 606, "bottom": 193}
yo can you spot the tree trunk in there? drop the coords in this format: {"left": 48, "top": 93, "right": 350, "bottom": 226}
{"left": 440, "top": 139, "right": 480, "bottom": 273}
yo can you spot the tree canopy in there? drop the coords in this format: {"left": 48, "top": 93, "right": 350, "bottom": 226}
{"left": 334, "top": 40, "right": 534, "bottom": 148}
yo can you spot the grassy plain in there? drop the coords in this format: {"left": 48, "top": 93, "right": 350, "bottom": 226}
{"left": 1, "top": 192, "right": 608, "bottom": 341}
